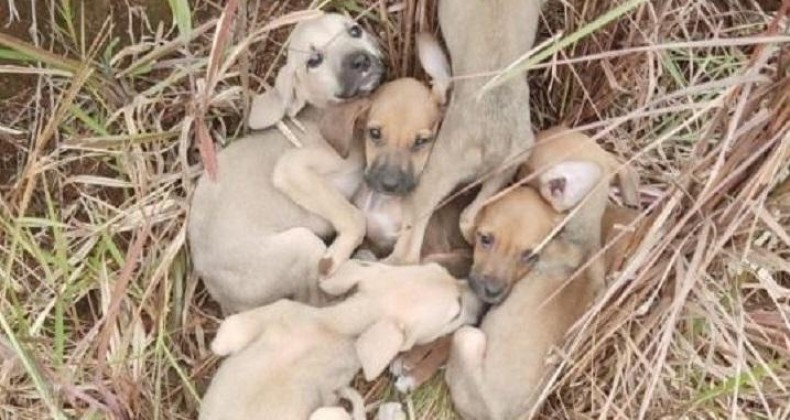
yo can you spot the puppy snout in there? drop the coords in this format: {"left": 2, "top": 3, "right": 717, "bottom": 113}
{"left": 469, "top": 272, "right": 507, "bottom": 304}
{"left": 365, "top": 166, "right": 416, "bottom": 196}
{"left": 339, "top": 52, "right": 384, "bottom": 99}
{"left": 380, "top": 171, "right": 400, "bottom": 192}
{"left": 351, "top": 52, "right": 372, "bottom": 72}
{"left": 343, "top": 51, "right": 378, "bottom": 75}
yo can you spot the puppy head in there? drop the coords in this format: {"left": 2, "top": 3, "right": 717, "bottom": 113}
{"left": 249, "top": 13, "right": 385, "bottom": 129}
{"left": 469, "top": 188, "right": 561, "bottom": 304}
{"left": 363, "top": 79, "right": 442, "bottom": 195}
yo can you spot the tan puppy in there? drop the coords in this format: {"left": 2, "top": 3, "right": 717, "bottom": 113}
{"left": 390, "top": 205, "right": 644, "bottom": 394}
{"left": 469, "top": 126, "right": 640, "bottom": 303}
{"left": 200, "top": 301, "right": 361, "bottom": 420}
{"left": 188, "top": 13, "right": 383, "bottom": 314}
{"left": 445, "top": 188, "right": 599, "bottom": 420}
{"left": 386, "top": 0, "right": 542, "bottom": 265}
{"left": 188, "top": 16, "right": 452, "bottom": 314}
{"left": 200, "top": 261, "right": 482, "bottom": 420}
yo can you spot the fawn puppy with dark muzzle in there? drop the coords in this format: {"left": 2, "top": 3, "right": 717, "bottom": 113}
{"left": 446, "top": 127, "right": 641, "bottom": 419}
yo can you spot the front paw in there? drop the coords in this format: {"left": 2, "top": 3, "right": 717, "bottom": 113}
{"left": 376, "top": 402, "right": 407, "bottom": 420}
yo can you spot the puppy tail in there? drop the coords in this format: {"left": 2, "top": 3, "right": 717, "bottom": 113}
{"left": 338, "top": 387, "right": 366, "bottom": 420}
{"left": 416, "top": 32, "right": 452, "bottom": 105}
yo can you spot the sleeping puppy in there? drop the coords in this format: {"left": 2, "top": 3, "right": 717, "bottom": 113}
{"left": 445, "top": 187, "right": 599, "bottom": 420}
{"left": 385, "top": 0, "right": 543, "bottom": 265}
{"left": 200, "top": 301, "right": 362, "bottom": 420}
{"left": 200, "top": 261, "right": 482, "bottom": 420}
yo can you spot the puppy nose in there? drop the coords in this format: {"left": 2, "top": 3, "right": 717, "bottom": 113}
{"left": 482, "top": 282, "right": 504, "bottom": 301}
{"left": 350, "top": 52, "right": 372, "bottom": 72}
{"left": 379, "top": 171, "right": 400, "bottom": 192}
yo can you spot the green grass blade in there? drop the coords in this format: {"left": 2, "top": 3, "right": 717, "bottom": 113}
{"left": 167, "top": 0, "right": 193, "bottom": 36}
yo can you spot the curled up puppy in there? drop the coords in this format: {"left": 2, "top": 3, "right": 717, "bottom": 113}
{"left": 199, "top": 260, "right": 482, "bottom": 420}
{"left": 188, "top": 13, "right": 385, "bottom": 314}
{"left": 445, "top": 127, "right": 640, "bottom": 419}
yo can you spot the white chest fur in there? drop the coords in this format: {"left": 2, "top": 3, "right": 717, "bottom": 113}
{"left": 353, "top": 185, "right": 403, "bottom": 252}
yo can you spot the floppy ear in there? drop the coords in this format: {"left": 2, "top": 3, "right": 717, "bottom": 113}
{"left": 538, "top": 161, "right": 603, "bottom": 212}
{"left": 416, "top": 32, "right": 452, "bottom": 105}
{"left": 248, "top": 63, "right": 306, "bottom": 130}
{"left": 355, "top": 320, "right": 405, "bottom": 381}
{"left": 319, "top": 99, "right": 371, "bottom": 158}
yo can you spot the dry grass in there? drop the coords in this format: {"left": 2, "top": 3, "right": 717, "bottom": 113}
{"left": 0, "top": 0, "right": 788, "bottom": 419}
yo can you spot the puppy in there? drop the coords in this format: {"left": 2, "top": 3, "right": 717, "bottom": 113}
{"left": 319, "top": 260, "right": 482, "bottom": 380}
{"left": 188, "top": 13, "right": 384, "bottom": 314}
{"left": 386, "top": 0, "right": 543, "bottom": 265}
{"left": 189, "top": 15, "right": 450, "bottom": 314}
{"left": 445, "top": 187, "right": 599, "bottom": 420}
{"left": 335, "top": 32, "right": 471, "bottom": 271}
{"left": 513, "top": 126, "right": 640, "bottom": 293}
{"left": 201, "top": 300, "right": 361, "bottom": 420}
{"left": 201, "top": 261, "right": 482, "bottom": 420}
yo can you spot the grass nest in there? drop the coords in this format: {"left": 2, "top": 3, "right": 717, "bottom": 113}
{"left": 0, "top": 0, "right": 788, "bottom": 419}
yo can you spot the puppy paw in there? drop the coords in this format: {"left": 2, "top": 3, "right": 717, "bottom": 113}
{"left": 389, "top": 356, "right": 407, "bottom": 377}
{"left": 394, "top": 375, "right": 416, "bottom": 394}
{"left": 211, "top": 315, "right": 254, "bottom": 356}
{"left": 376, "top": 402, "right": 407, "bottom": 420}
{"left": 310, "top": 407, "right": 352, "bottom": 420}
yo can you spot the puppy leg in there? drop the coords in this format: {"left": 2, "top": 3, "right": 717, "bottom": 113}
{"left": 211, "top": 299, "right": 306, "bottom": 356}
{"left": 446, "top": 326, "right": 491, "bottom": 419}
{"left": 273, "top": 148, "right": 366, "bottom": 276}
{"left": 309, "top": 407, "right": 352, "bottom": 420}
{"left": 459, "top": 166, "right": 518, "bottom": 243}
{"left": 393, "top": 336, "right": 452, "bottom": 393}
{"left": 376, "top": 402, "right": 407, "bottom": 420}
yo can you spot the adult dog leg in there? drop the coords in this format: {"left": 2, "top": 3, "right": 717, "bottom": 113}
{"left": 459, "top": 166, "right": 518, "bottom": 243}
{"left": 386, "top": 160, "right": 474, "bottom": 264}
{"left": 273, "top": 148, "right": 366, "bottom": 276}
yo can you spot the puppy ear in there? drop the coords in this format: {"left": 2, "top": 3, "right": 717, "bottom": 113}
{"left": 538, "top": 161, "right": 603, "bottom": 212}
{"left": 355, "top": 319, "right": 405, "bottom": 381}
{"left": 416, "top": 32, "right": 451, "bottom": 105}
{"left": 248, "top": 63, "right": 306, "bottom": 130}
{"left": 319, "top": 99, "right": 371, "bottom": 158}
